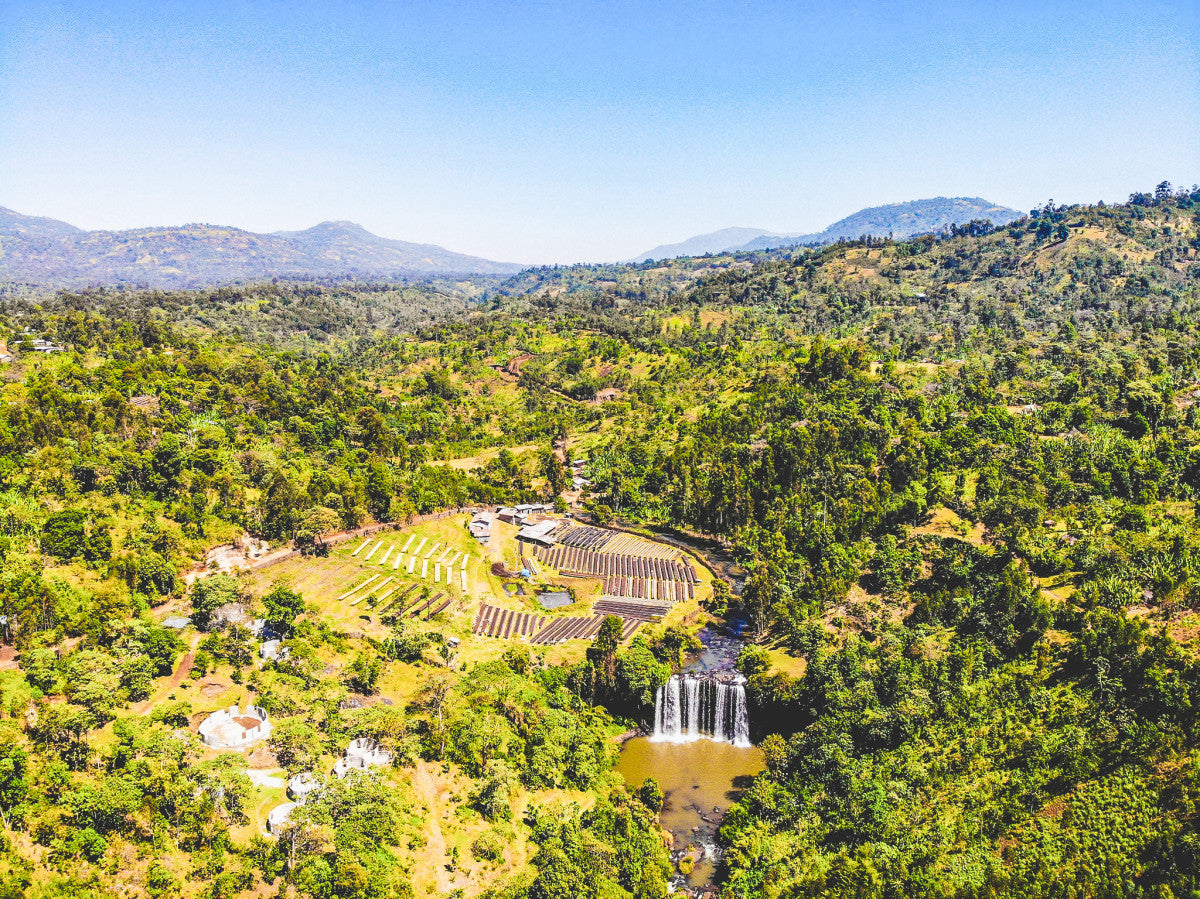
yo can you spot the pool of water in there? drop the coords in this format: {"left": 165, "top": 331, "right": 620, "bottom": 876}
{"left": 537, "top": 590, "right": 572, "bottom": 609}
{"left": 617, "top": 736, "right": 764, "bottom": 890}
{"left": 616, "top": 624, "right": 762, "bottom": 889}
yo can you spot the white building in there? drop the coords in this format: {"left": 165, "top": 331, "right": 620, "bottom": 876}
{"left": 197, "top": 704, "right": 272, "bottom": 749}
{"left": 333, "top": 737, "right": 392, "bottom": 778}
{"left": 267, "top": 801, "right": 298, "bottom": 834}
{"left": 288, "top": 772, "right": 321, "bottom": 802}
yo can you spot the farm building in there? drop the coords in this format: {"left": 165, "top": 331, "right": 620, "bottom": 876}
{"left": 516, "top": 519, "right": 559, "bottom": 548}
{"left": 267, "top": 801, "right": 298, "bottom": 834}
{"left": 288, "top": 772, "right": 321, "bottom": 802}
{"left": 209, "top": 602, "right": 251, "bottom": 630}
{"left": 468, "top": 510, "right": 494, "bottom": 544}
{"left": 260, "top": 639, "right": 290, "bottom": 661}
{"left": 333, "top": 738, "right": 392, "bottom": 777}
{"left": 31, "top": 339, "right": 65, "bottom": 353}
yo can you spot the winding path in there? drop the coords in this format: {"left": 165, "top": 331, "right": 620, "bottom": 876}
{"left": 413, "top": 761, "right": 452, "bottom": 895}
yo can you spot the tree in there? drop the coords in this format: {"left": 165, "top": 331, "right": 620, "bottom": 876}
{"left": 63, "top": 651, "right": 124, "bottom": 718}
{"left": 27, "top": 704, "right": 95, "bottom": 769}
{"left": 83, "top": 519, "right": 113, "bottom": 563}
{"left": 189, "top": 574, "right": 241, "bottom": 629}
{"left": 130, "top": 625, "right": 186, "bottom": 676}
{"left": 344, "top": 652, "right": 382, "bottom": 695}
{"left": 127, "top": 552, "right": 178, "bottom": 599}
{"left": 295, "top": 507, "right": 340, "bottom": 551}
{"left": 146, "top": 862, "right": 180, "bottom": 899}
{"left": 0, "top": 725, "right": 29, "bottom": 828}
{"left": 419, "top": 674, "right": 454, "bottom": 761}
{"left": 585, "top": 616, "right": 624, "bottom": 695}
{"left": 742, "top": 558, "right": 782, "bottom": 638}
{"left": 22, "top": 648, "right": 60, "bottom": 693}
{"left": 364, "top": 460, "right": 394, "bottom": 522}
{"left": 262, "top": 584, "right": 305, "bottom": 636}
{"left": 120, "top": 655, "right": 155, "bottom": 701}
{"left": 636, "top": 778, "right": 663, "bottom": 813}
{"left": 615, "top": 640, "right": 670, "bottom": 716}
{"left": 354, "top": 406, "right": 392, "bottom": 455}
{"left": 268, "top": 718, "right": 322, "bottom": 775}
{"left": 40, "top": 510, "right": 87, "bottom": 561}
{"left": 261, "top": 470, "right": 305, "bottom": 539}
{"left": 541, "top": 447, "right": 566, "bottom": 498}
{"left": 472, "top": 760, "right": 518, "bottom": 821}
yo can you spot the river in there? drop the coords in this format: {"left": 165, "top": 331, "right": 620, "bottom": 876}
{"left": 615, "top": 626, "right": 765, "bottom": 893}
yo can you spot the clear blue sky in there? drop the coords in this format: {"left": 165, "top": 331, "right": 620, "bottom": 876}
{"left": 1, "top": 0, "right": 1197, "bottom": 264}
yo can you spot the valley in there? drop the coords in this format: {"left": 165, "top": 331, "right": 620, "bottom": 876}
{"left": 0, "top": 185, "right": 1197, "bottom": 898}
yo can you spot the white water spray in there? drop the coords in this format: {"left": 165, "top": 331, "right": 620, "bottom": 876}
{"left": 652, "top": 674, "right": 751, "bottom": 747}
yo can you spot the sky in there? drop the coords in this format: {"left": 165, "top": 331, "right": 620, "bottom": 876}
{"left": 1, "top": 0, "right": 1198, "bottom": 264}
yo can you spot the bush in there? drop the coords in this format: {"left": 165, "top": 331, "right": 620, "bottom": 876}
{"left": 149, "top": 700, "right": 192, "bottom": 728}
{"left": 471, "top": 830, "right": 505, "bottom": 864}
{"left": 637, "top": 778, "right": 663, "bottom": 813}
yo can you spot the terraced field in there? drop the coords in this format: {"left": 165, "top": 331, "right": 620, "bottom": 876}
{"left": 245, "top": 515, "right": 708, "bottom": 652}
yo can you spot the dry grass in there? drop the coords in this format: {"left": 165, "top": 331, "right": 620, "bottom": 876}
{"left": 912, "top": 506, "right": 986, "bottom": 546}
{"left": 434, "top": 443, "right": 540, "bottom": 471}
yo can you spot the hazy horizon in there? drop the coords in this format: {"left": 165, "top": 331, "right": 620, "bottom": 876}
{"left": 2, "top": 0, "right": 1197, "bottom": 265}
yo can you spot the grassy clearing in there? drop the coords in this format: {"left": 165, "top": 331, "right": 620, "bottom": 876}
{"left": 913, "top": 505, "right": 986, "bottom": 545}
{"left": 433, "top": 443, "right": 541, "bottom": 470}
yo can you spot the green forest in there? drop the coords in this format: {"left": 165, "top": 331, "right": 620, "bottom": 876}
{"left": 0, "top": 183, "right": 1198, "bottom": 898}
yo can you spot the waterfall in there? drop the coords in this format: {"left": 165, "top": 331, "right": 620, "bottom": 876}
{"left": 652, "top": 674, "right": 751, "bottom": 747}
{"left": 686, "top": 677, "right": 701, "bottom": 734}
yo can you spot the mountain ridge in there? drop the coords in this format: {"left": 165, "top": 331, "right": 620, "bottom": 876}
{"left": 628, "top": 226, "right": 797, "bottom": 264}
{"left": 632, "top": 196, "right": 1024, "bottom": 261}
{"left": 0, "top": 207, "right": 526, "bottom": 287}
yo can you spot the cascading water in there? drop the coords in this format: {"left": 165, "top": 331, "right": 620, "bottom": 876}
{"left": 652, "top": 674, "right": 751, "bottom": 747}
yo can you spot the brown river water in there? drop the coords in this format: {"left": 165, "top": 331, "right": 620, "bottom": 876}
{"left": 617, "top": 735, "right": 764, "bottom": 890}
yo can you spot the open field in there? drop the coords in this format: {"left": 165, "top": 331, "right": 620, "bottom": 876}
{"left": 239, "top": 513, "right": 710, "bottom": 656}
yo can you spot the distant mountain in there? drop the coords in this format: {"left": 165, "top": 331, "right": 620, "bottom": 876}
{"left": 270, "top": 220, "right": 525, "bottom": 276}
{"left": 632, "top": 197, "right": 1024, "bottom": 261}
{"left": 629, "top": 227, "right": 798, "bottom": 264}
{"left": 736, "top": 197, "right": 1025, "bottom": 251}
{"left": 0, "top": 206, "right": 84, "bottom": 240}
{"left": 0, "top": 207, "right": 525, "bottom": 288}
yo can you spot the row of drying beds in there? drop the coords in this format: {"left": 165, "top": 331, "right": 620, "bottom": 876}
{"left": 350, "top": 535, "right": 473, "bottom": 589}
{"left": 472, "top": 603, "right": 642, "bottom": 645}
{"left": 553, "top": 524, "right": 681, "bottom": 560}
{"left": 534, "top": 543, "right": 697, "bottom": 583}
{"left": 337, "top": 576, "right": 453, "bottom": 619}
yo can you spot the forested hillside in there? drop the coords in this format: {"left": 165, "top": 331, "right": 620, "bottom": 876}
{"left": 0, "top": 183, "right": 1197, "bottom": 898}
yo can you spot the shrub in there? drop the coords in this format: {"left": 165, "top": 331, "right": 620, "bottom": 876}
{"left": 471, "top": 830, "right": 505, "bottom": 864}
